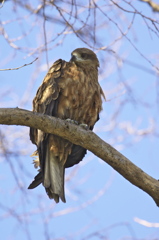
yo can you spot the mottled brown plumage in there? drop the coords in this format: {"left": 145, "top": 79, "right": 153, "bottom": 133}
{"left": 28, "top": 48, "right": 105, "bottom": 203}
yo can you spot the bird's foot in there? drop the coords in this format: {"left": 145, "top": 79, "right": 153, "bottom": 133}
{"left": 79, "top": 123, "right": 89, "bottom": 130}
{"left": 65, "top": 119, "right": 89, "bottom": 130}
{"left": 66, "top": 118, "right": 78, "bottom": 125}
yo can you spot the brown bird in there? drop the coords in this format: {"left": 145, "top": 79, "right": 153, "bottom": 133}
{"left": 28, "top": 48, "right": 105, "bottom": 203}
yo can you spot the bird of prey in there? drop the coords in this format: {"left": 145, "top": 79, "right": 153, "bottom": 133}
{"left": 28, "top": 48, "right": 105, "bottom": 203}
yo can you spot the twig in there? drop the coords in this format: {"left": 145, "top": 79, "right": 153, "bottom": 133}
{"left": 134, "top": 217, "right": 159, "bottom": 227}
{"left": 42, "top": 1, "right": 49, "bottom": 68}
{"left": 0, "top": 57, "right": 38, "bottom": 71}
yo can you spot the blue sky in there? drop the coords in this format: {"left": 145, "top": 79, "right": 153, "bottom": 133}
{"left": 0, "top": 1, "right": 159, "bottom": 239}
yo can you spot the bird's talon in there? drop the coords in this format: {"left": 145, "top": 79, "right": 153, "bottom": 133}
{"left": 66, "top": 118, "right": 78, "bottom": 125}
{"left": 79, "top": 123, "right": 89, "bottom": 130}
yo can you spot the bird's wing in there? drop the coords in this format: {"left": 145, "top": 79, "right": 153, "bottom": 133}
{"left": 30, "top": 59, "right": 65, "bottom": 145}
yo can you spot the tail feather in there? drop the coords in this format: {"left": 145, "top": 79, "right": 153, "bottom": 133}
{"left": 43, "top": 146, "right": 66, "bottom": 203}
{"left": 28, "top": 145, "right": 66, "bottom": 203}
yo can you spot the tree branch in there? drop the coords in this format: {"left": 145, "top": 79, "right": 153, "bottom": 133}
{"left": 0, "top": 58, "right": 38, "bottom": 71}
{"left": 0, "top": 107, "right": 159, "bottom": 206}
{"left": 139, "top": 0, "right": 159, "bottom": 12}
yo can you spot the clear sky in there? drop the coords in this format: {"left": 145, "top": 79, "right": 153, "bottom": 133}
{"left": 0, "top": 1, "right": 159, "bottom": 240}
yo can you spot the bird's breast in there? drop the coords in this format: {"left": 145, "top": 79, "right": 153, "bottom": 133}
{"left": 56, "top": 67, "right": 102, "bottom": 127}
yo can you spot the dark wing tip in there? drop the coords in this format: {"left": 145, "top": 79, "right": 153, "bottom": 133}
{"left": 28, "top": 172, "right": 42, "bottom": 189}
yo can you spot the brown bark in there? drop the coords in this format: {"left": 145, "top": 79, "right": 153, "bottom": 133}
{"left": 0, "top": 107, "right": 159, "bottom": 206}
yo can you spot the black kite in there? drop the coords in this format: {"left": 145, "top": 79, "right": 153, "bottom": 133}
{"left": 28, "top": 48, "right": 105, "bottom": 203}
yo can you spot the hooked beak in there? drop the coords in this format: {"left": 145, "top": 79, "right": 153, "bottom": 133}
{"left": 70, "top": 55, "right": 76, "bottom": 62}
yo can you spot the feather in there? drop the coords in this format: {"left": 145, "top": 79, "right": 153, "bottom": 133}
{"left": 44, "top": 144, "right": 66, "bottom": 203}
{"left": 28, "top": 172, "right": 42, "bottom": 189}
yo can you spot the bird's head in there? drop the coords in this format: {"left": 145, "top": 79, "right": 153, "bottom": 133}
{"left": 70, "top": 48, "right": 99, "bottom": 67}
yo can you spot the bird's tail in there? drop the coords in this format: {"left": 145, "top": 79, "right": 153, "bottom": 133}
{"left": 28, "top": 145, "right": 66, "bottom": 203}
{"left": 43, "top": 144, "right": 66, "bottom": 203}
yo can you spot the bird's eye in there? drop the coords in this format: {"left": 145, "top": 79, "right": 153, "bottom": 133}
{"left": 81, "top": 53, "right": 88, "bottom": 59}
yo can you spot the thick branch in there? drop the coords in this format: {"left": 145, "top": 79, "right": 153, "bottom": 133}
{"left": 0, "top": 108, "right": 159, "bottom": 206}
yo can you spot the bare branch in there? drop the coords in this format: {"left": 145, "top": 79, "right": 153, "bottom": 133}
{"left": 0, "top": 58, "right": 38, "bottom": 71}
{"left": 134, "top": 217, "right": 159, "bottom": 227}
{"left": 0, "top": 107, "right": 159, "bottom": 206}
